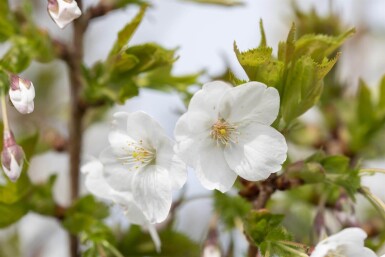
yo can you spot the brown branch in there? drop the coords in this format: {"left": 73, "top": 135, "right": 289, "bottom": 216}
{"left": 65, "top": 1, "right": 87, "bottom": 255}
{"left": 239, "top": 162, "right": 305, "bottom": 257}
{"left": 86, "top": 2, "right": 119, "bottom": 20}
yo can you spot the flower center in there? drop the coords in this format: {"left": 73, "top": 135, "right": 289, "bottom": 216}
{"left": 210, "top": 118, "right": 238, "bottom": 146}
{"left": 116, "top": 140, "right": 155, "bottom": 171}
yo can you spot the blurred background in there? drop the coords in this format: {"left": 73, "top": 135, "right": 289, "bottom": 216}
{"left": 1, "top": 0, "right": 385, "bottom": 256}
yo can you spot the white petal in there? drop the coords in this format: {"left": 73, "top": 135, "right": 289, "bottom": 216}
{"left": 188, "top": 81, "right": 232, "bottom": 119}
{"left": 342, "top": 245, "right": 377, "bottom": 257}
{"left": 219, "top": 82, "right": 280, "bottom": 125}
{"left": 174, "top": 132, "right": 209, "bottom": 167}
{"left": 224, "top": 123, "right": 287, "bottom": 181}
{"left": 311, "top": 228, "right": 373, "bottom": 257}
{"left": 156, "top": 135, "right": 187, "bottom": 190}
{"left": 9, "top": 85, "right": 35, "bottom": 114}
{"left": 115, "top": 111, "right": 167, "bottom": 149}
{"left": 2, "top": 155, "right": 22, "bottom": 182}
{"left": 82, "top": 160, "right": 150, "bottom": 225}
{"left": 195, "top": 140, "right": 237, "bottom": 192}
{"left": 81, "top": 160, "right": 114, "bottom": 200}
{"left": 320, "top": 228, "right": 367, "bottom": 246}
{"left": 132, "top": 165, "right": 172, "bottom": 223}
{"left": 175, "top": 112, "right": 213, "bottom": 142}
{"left": 48, "top": 0, "right": 82, "bottom": 29}
{"left": 174, "top": 112, "right": 212, "bottom": 166}
{"left": 99, "top": 147, "right": 135, "bottom": 192}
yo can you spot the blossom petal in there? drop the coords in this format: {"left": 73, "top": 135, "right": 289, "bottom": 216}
{"left": 219, "top": 82, "right": 280, "bottom": 125}
{"left": 310, "top": 228, "right": 377, "bottom": 257}
{"left": 82, "top": 160, "right": 113, "bottom": 199}
{"left": 195, "top": 140, "right": 237, "bottom": 192}
{"left": 156, "top": 135, "right": 187, "bottom": 190}
{"left": 174, "top": 112, "right": 211, "bottom": 166}
{"left": 188, "top": 81, "right": 232, "bottom": 119}
{"left": 82, "top": 160, "right": 150, "bottom": 226}
{"left": 132, "top": 165, "right": 172, "bottom": 223}
{"left": 224, "top": 123, "right": 287, "bottom": 181}
{"left": 112, "top": 112, "right": 164, "bottom": 149}
{"left": 175, "top": 112, "right": 213, "bottom": 141}
{"left": 99, "top": 147, "right": 135, "bottom": 192}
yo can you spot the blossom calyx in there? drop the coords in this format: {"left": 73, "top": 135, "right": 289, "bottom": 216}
{"left": 9, "top": 74, "right": 35, "bottom": 114}
{"left": 47, "top": 0, "right": 82, "bottom": 29}
{"left": 1, "top": 131, "right": 25, "bottom": 182}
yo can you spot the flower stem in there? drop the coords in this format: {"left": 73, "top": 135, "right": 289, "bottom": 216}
{"left": 359, "top": 168, "right": 385, "bottom": 176}
{"left": 359, "top": 187, "right": 385, "bottom": 221}
{"left": 0, "top": 89, "right": 10, "bottom": 132}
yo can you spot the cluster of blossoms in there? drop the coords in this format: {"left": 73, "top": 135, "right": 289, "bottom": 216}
{"left": 82, "top": 81, "right": 288, "bottom": 249}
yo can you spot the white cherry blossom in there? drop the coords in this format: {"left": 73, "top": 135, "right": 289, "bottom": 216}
{"left": 81, "top": 160, "right": 161, "bottom": 252}
{"left": 99, "top": 111, "right": 187, "bottom": 223}
{"left": 9, "top": 75, "right": 35, "bottom": 114}
{"left": 47, "top": 0, "right": 82, "bottom": 29}
{"left": 310, "top": 227, "right": 377, "bottom": 257}
{"left": 174, "top": 81, "right": 287, "bottom": 192}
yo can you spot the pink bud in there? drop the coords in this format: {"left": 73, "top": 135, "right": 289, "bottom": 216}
{"left": 1, "top": 131, "right": 25, "bottom": 182}
{"left": 9, "top": 74, "right": 35, "bottom": 114}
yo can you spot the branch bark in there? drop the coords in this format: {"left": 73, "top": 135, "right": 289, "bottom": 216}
{"left": 240, "top": 163, "right": 305, "bottom": 257}
{"left": 66, "top": 1, "right": 87, "bottom": 256}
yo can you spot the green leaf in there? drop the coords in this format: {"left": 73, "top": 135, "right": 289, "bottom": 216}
{"left": 63, "top": 195, "right": 113, "bottom": 243}
{"left": 293, "top": 28, "right": 355, "bottom": 62}
{"left": 357, "top": 80, "right": 375, "bottom": 124}
{"left": 234, "top": 41, "right": 284, "bottom": 87}
{"left": 66, "top": 195, "right": 109, "bottom": 220}
{"left": 109, "top": 6, "right": 147, "bottom": 57}
{"left": 243, "top": 210, "right": 289, "bottom": 246}
{"left": 124, "top": 43, "right": 176, "bottom": 74}
{"left": 213, "top": 191, "right": 251, "bottom": 229}
{"left": 137, "top": 65, "right": 201, "bottom": 92}
{"left": 0, "top": 1, "right": 15, "bottom": 42}
{"left": 0, "top": 37, "right": 31, "bottom": 73}
{"left": 378, "top": 75, "right": 385, "bottom": 111}
{"left": 234, "top": 22, "right": 352, "bottom": 125}
{"left": 28, "top": 175, "right": 57, "bottom": 215}
{"left": 119, "top": 225, "right": 200, "bottom": 257}
{"left": 0, "top": 201, "right": 29, "bottom": 228}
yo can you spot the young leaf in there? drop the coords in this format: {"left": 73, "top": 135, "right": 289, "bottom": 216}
{"left": 213, "top": 191, "right": 251, "bottom": 229}
{"left": 108, "top": 5, "right": 147, "bottom": 57}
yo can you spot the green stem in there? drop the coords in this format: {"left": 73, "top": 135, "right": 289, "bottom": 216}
{"left": 278, "top": 244, "right": 309, "bottom": 257}
{"left": 360, "top": 187, "right": 385, "bottom": 221}
{"left": 359, "top": 168, "right": 385, "bottom": 176}
{"left": 0, "top": 89, "right": 10, "bottom": 132}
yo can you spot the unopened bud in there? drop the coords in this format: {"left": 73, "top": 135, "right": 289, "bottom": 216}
{"left": 1, "top": 131, "right": 25, "bottom": 182}
{"left": 47, "top": 0, "right": 82, "bottom": 29}
{"left": 202, "top": 245, "right": 221, "bottom": 257}
{"left": 9, "top": 74, "right": 35, "bottom": 114}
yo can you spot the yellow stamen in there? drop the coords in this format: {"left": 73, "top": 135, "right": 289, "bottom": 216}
{"left": 211, "top": 118, "right": 238, "bottom": 146}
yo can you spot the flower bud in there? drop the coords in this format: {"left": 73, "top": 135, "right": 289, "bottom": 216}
{"left": 1, "top": 131, "right": 25, "bottom": 182}
{"left": 202, "top": 245, "right": 221, "bottom": 257}
{"left": 47, "top": 0, "right": 82, "bottom": 29}
{"left": 9, "top": 75, "right": 35, "bottom": 114}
